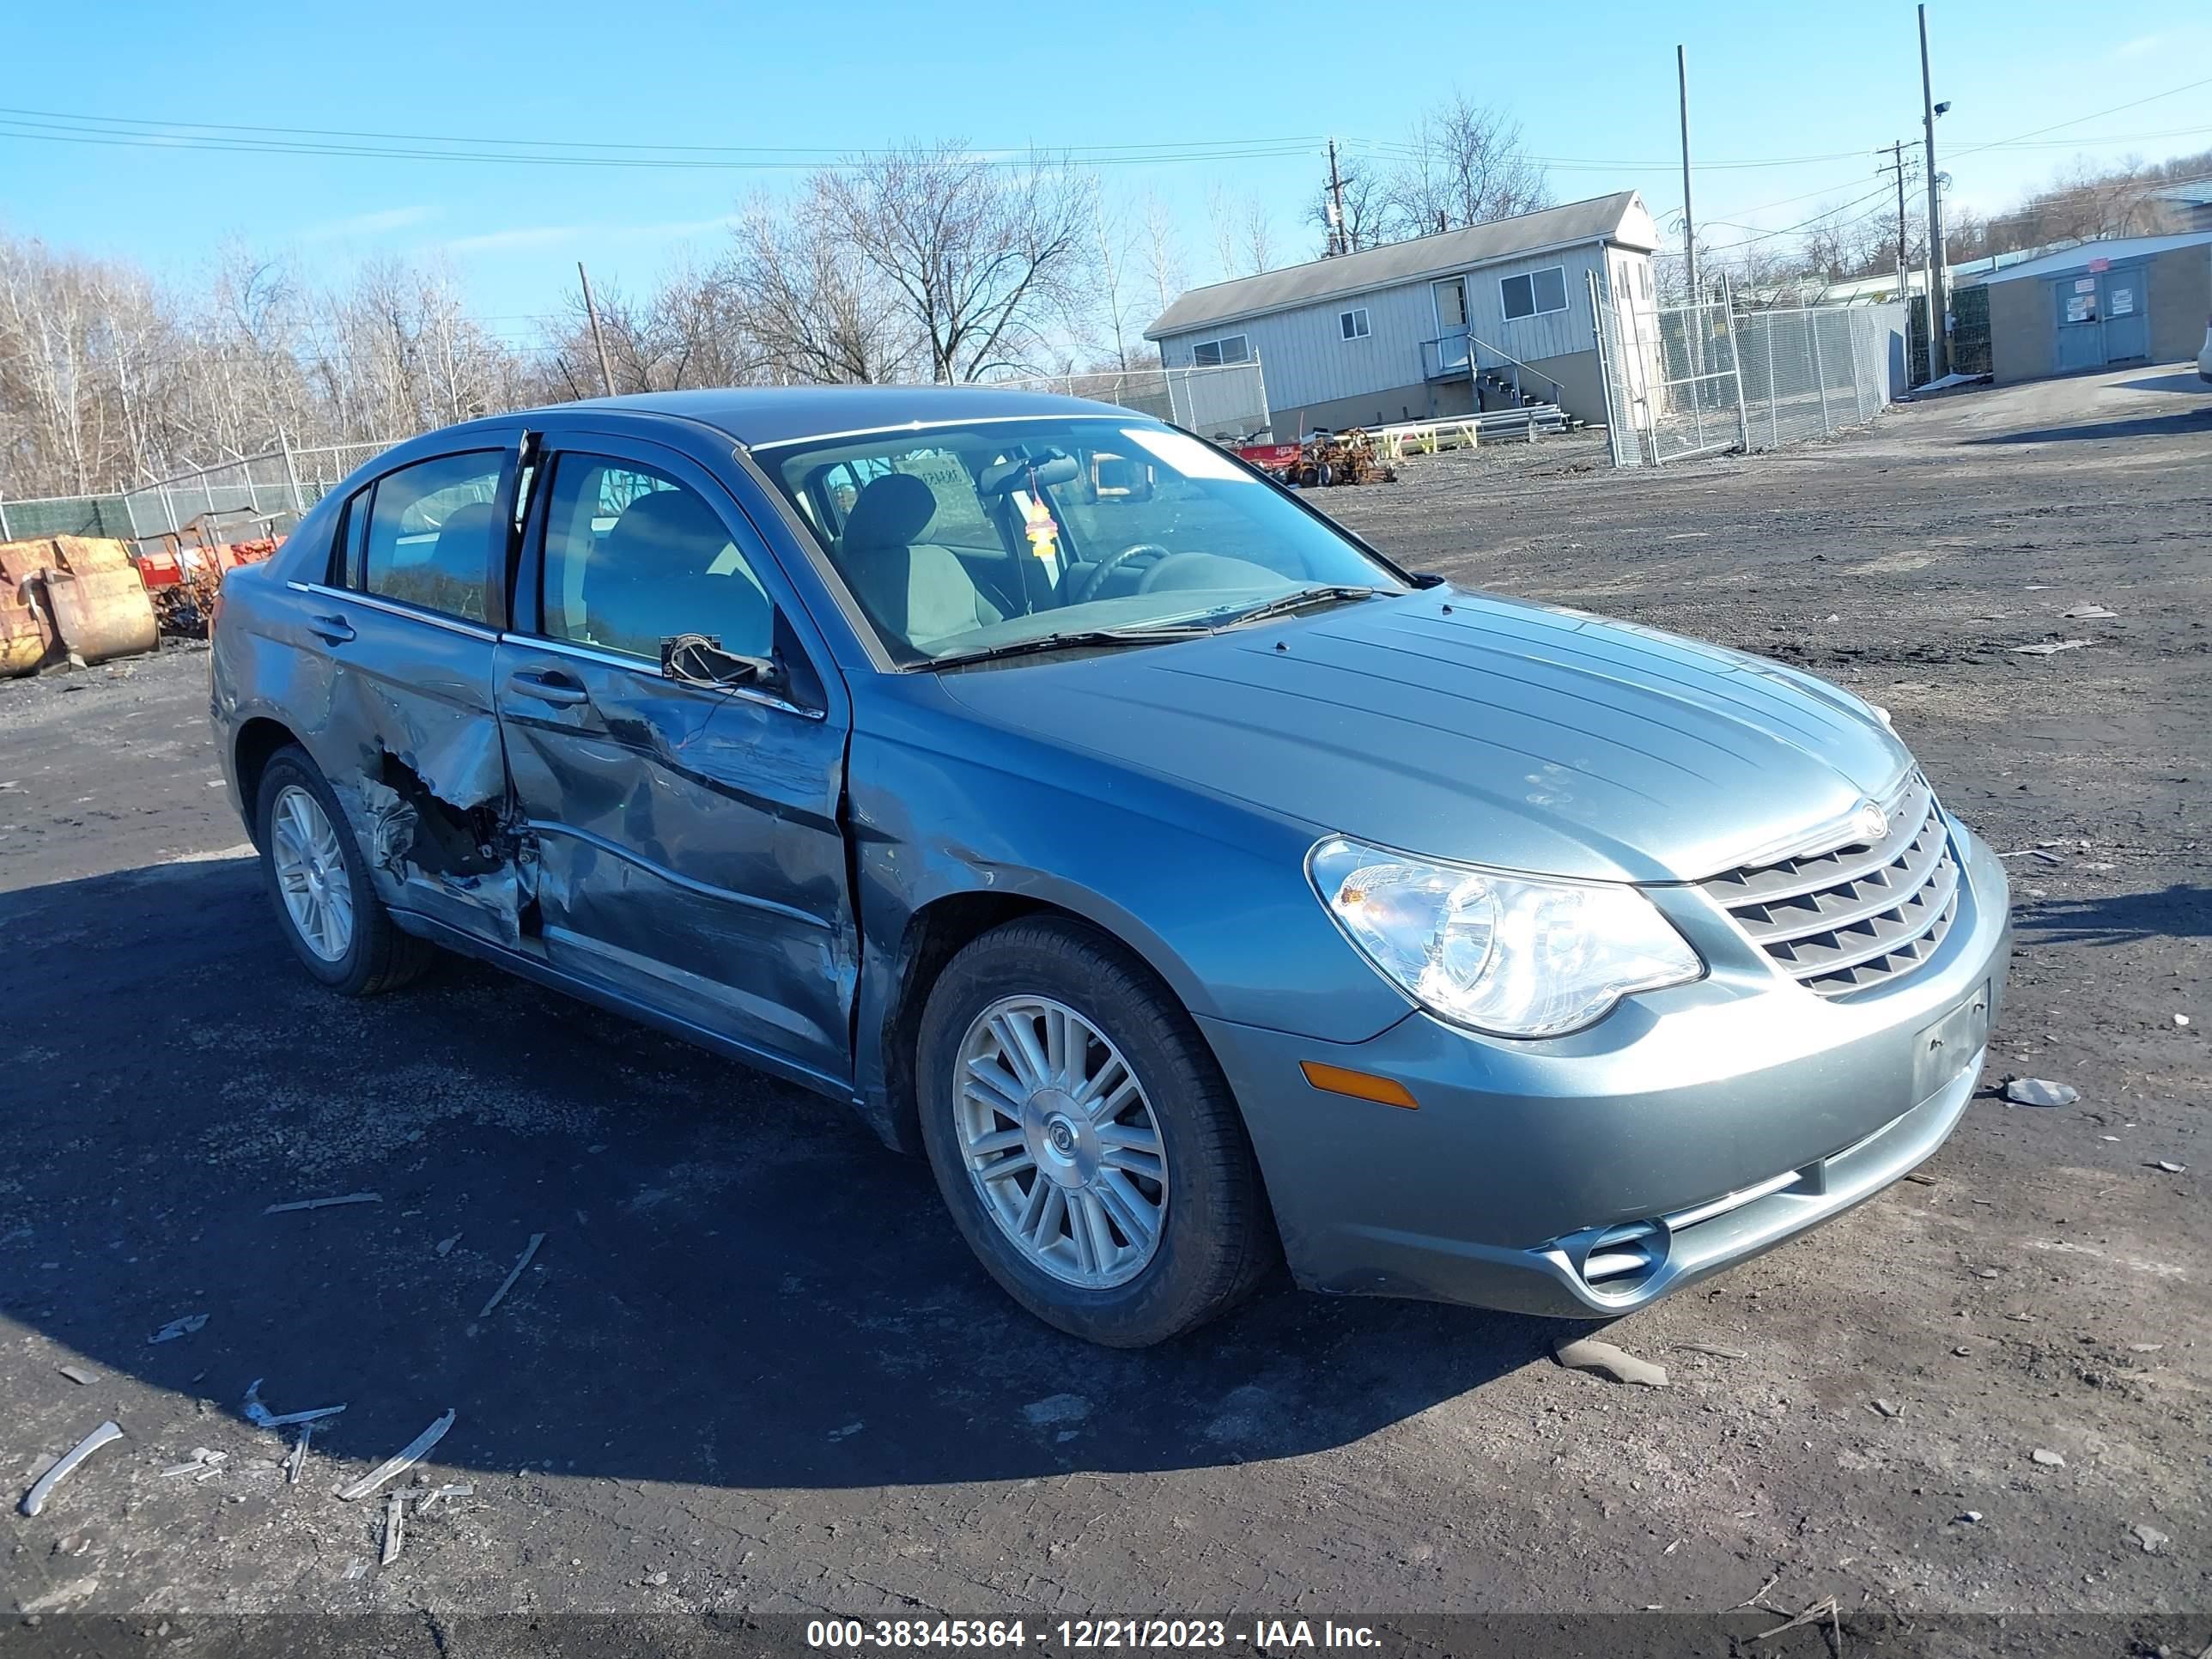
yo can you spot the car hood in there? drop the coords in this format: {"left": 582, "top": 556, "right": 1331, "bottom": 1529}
{"left": 934, "top": 589, "right": 1916, "bottom": 883}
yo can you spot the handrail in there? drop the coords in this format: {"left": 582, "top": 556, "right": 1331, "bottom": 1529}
{"left": 1463, "top": 331, "right": 1562, "bottom": 401}
{"left": 1419, "top": 332, "right": 1563, "bottom": 404}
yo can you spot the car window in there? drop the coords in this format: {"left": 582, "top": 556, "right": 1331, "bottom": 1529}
{"left": 539, "top": 454, "right": 775, "bottom": 664}
{"left": 1053, "top": 450, "right": 1299, "bottom": 581}
{"left": 359, "top": 451, "right": 502, "bottom": 622}
{"left": 760, "top": 418, "right": 1403, "bottom": 665}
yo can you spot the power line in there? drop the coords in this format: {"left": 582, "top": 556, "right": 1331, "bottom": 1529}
{"left": 11, "top": 95, "right": 2203, "bottom": 184}
{"left": 0, "top": 108, "right": 1322, "bottom": 170}
{"left": 0, "top": 103, "right": 1331, "bottom": 160}
{"left": 1688, "top": 180, "right": 1902, "bottom": 254}
{"left": 1944, "top": 74, "right": 2212, "bottom": 162}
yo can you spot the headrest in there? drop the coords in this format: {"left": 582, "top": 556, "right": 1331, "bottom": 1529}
{"left": 842, "top": 472, "right": 937, "bottom": 551}
{"left": 433, "top": 501, "right": 495, "bottom": 553}
{"left": 602, "top": 487, "right": 729, "bottom": 563}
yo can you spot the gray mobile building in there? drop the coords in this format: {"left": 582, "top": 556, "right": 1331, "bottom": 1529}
{"left": 1144, "top": 191, "right": 1662, "bottom": 437}
{"left": 1978, "top": 231, "right": 2212, "bottom": 382}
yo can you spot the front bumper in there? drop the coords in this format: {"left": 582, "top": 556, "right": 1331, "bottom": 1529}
{"left": 1200, "top": 816, "right": 2012, "bottom": 1317}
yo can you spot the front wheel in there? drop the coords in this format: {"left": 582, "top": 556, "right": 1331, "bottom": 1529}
{"left": 916, "top": 918, "right": 1278, "bottom": 1346}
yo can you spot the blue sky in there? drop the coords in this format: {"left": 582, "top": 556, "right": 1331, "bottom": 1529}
{"left": 4, "top": 0, "right": 2209, "bottom": 338}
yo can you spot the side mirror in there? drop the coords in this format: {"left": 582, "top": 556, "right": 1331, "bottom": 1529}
{"left": 661, "top": 634, "right": 778, "bottom": 690}
{"left": 1407, "top": 571, "right": 1448, "bottom": 589}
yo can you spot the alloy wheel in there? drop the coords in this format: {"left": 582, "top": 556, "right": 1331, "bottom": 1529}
{"left": 954, "top": 995, "right": 1169, "bottom": 1290}
{"left": 270, "top": 783, "right": 354, "bottom": 963}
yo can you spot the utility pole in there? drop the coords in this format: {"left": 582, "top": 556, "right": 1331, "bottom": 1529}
{"left": 576, "top": 261, "right": 617, "bottom": 398}
{"left": 1326, "top": 138, "right": 1348, "bottom": 256}
{"left": 1917, "top": 4, "right": 1948, "bottom": 381}
{"left": 1884, "top": 141, "right": 1910, "bottom": 276}
{"left": 1879, "top": 139, "right": 1912, "bottom": 307}
{"left": 1676, "top": 46, "right": 1698, "bottom": 304}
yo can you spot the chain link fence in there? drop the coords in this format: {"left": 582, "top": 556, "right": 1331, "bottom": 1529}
{"left": 1594, "top": 273, "right": 1906, "bottom": 467}
{"left": 977, "top": 361, "right": 1270, "bottom": 443}
{"left": 1731, "top": 306, "right": 1902, "bottom": 447}
{"left": 4, "top": 366, "right": 1274, "bottom": 544}
{"left": 2, "top": 441, "right": 394, "bottom": 544}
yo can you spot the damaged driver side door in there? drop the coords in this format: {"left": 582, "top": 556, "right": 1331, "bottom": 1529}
{"left": 493, "top": 437, "right": 858, "bottom": 1093}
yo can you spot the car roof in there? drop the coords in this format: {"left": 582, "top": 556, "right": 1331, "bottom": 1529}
{"left": 514, "top": 385, "right": 1137, "bottom": 450}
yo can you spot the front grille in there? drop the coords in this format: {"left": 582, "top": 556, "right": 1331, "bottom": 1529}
{"left": 1701, "top": 771, "right": 1960, "bottom": 998}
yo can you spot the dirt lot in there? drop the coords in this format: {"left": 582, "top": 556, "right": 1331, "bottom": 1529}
{"left": 1, "top": 367, "right": 2206, "bottom": 1655}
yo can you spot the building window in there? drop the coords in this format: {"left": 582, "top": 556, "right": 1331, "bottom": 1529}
{"left": 1338, "top": 307, "right": 1370, "bottom": 341}
{"left": 1500, "top": 266, "right": 1569, "bottom": 320}
{"left": 1189, "top": 333, "right": 1250, "bottom": 367}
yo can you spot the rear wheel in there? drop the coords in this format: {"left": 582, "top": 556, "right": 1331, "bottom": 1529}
{"left": 916, "top": 918, "right": 1277, "bottom": 1346}
{"left": 256, "top": 745, "right": 436, "bottom": 996}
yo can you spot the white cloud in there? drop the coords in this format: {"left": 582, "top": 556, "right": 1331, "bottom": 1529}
{"left": 441, "top": 215, "right": 738, "bottom": 258}
{"left": 442, "top": 223, "right": 589, "bottom": 254}
{"left": 301, "top": 205, "right": 439, "bottom": 241}
{"left": 2109, "top": 33, "right": 2161, "bottom": 59}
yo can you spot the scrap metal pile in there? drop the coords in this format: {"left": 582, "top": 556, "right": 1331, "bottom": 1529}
{"left": 0, "top": 527, "right": 278, "bottom": 677}
{"left": 1236, "top": 428, "right": 1397, "bottom": 489}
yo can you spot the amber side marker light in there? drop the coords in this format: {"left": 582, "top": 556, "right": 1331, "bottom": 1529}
{"left": 1298, "top": 1060, "right": 1419, "bottom": 1109}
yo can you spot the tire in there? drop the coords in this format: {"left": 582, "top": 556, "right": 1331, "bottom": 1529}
{"left": 255, "top": 744, "right": 437, "bottom": 996}
{"left": 916, "top": 917, "right": 1278, "bottom": 1346}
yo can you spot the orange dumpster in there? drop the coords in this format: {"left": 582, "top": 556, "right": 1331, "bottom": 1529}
{"left": 0, "top": 539, "right": 57, "bottom": 677}
{"left": 3, "top": 537, "right": 159, "bottom": 666}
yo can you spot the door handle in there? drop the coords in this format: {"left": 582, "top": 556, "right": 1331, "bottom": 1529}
{"left": 507, "top": 668, "right": 589, "bottom": 708}
{"left": 307, "top": 613, "right": 355, "bottom": 645}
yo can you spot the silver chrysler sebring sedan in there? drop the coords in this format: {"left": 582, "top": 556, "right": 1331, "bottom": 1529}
{"left": 210, "top": 386, "right": 2009, "bottom": 1346}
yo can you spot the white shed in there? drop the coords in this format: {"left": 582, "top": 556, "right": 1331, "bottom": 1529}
{"left": 1145, "top": 191, "right": 1662, "bottom": 435}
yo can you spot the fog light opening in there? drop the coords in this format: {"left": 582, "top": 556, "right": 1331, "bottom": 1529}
{"left": 1577, "top": 1221, "right": 1668, "bottom": 1295}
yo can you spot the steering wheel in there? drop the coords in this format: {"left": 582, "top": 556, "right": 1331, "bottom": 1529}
{"left": 1072, "top": 542, "right": 1174, "bottom": 605}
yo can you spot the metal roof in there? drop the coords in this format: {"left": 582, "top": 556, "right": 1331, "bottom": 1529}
{"left": 529, "top": 384, "right": 1126, "bottom": 448}
{"left": 1144, "top": 191, "right": 1654, "bottom": 340}
{"left": 1976, "top": 230, "right": 2212, "bottom": 284}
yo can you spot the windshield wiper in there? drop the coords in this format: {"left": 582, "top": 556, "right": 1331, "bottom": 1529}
{"left": 1206, "top": 584, "right": 1378, "bottom": 629}
{"left": 919, "top": 625, "right": 1212, "bottom": 672}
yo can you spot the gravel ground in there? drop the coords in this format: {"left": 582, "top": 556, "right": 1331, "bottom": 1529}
{"left": 0, "top": 366, "right": 2205, "bottom": 1654}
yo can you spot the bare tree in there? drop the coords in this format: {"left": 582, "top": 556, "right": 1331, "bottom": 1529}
{"left": 1206, "top": 184, "right": 1240, "bottom": 282}
{"left": 820, "top": 143, "right": 1095, "bottom": 383}
{"left": 648, "top": 256, "right": 763, "bottom": 390}
{"left": 1090, "top": 193, "right": 1140, "bottom": 371}
{"left": 1241, "top": 196, "right": 1277, "bottom": 276}
{"left": 0, "top": 235, "right": 100, "bottom": 493}
{"left": 1205, "top": 185, "right": 1276, "bottom": 278}
{"left": 1388, "top": 95, "right": 1552, "bottom": 236}
{"left": 724, "top": 183, "right": 915, "bottom": 384}
{"left": 1137, "top": 189, "right": 1188, "bottom": 317}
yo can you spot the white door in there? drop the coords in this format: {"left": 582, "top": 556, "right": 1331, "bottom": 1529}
{"left": 1432, "top": 278, "right": 1470, "bottom": 372}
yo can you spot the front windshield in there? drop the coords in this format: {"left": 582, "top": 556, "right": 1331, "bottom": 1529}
{"left": 757, "top": 417, "right": 1405, "bottom": 665}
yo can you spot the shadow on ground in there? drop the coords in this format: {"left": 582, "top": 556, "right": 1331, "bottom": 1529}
{"left": 2116, "top": 371, "right": 2212, "bottom": 395}
{"left": 1966, "top": 409, "right": 2212, "bottom": 446}
{"left": 2014, "top": 883, "right": 2212, "bottom": 946}
{"left": 0, "top": 857, "right": 1552, "bottom": 1496}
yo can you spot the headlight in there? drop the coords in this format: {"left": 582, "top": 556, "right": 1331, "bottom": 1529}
{"left": 1308, "top": 837, "right": 1703, "bottom": 1038}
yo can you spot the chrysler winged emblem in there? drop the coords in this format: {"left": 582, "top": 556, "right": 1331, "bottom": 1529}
{"left": 1852, "top": 801, "right": 1890, "bottom": 843}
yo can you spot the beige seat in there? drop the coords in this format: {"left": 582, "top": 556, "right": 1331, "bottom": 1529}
{"left": 837, "top": 474, "right": 1002, "bottom": 652}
